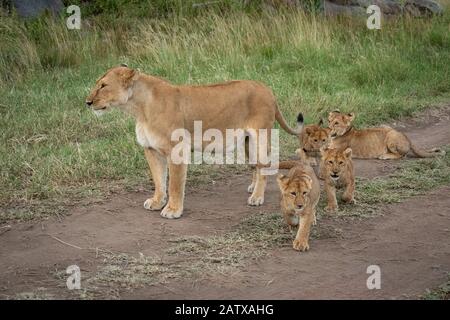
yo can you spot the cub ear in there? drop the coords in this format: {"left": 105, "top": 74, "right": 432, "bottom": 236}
{"left": 305, "top": 127, "right": 313, "bottom": 135}
{"left": 120, "top": 63, "right": 128, "bottom": 67}
{"left": 320, "top": 145, "right": 329, "bottom": 156}
{"left": 343, "top": 148, "right": 352, "bottom": 158}
{"left": 324, "top": 127, "right": 332, "bottom": 136}
{"left": 300, "top": 175, "right": 313, "bottom": 190}
{"left": 328, "top": 110, "right": 340, "bottom": 121}
{"left": 277, "top": 174, "right": 290, "bottom": 191}
{"left": 318, "top": 118, "right": 324, "bottom": 126}
{"left": 347, "top": 112, "right": 355, "bottom": 121}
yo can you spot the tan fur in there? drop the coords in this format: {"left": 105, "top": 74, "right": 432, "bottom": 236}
{"left": 277, "top": 161, "right": 320, "bottom": 252}
{"left": 328, "top": 111, "right": 445, "bottom": 159}
{"left": 86, "top": 66, "right": 300, "bottom": 219}
{"left": 295, "top": 120, "right": 331, "bottom": 166}
{"left": 320, "top": 147, "right": 355, "bottom": 213}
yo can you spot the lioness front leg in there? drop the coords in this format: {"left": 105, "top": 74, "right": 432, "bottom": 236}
{"left": 161, "top": 161, "right": 187, "bottom": 219}
{"left": 143, "top": 148, "right": 167, "bottom": 210}
{"left": 248, "top": 167, "right": 266, "bottom": 206}
{"left": 293, "top": 209, "right": 314, "bottom": 252}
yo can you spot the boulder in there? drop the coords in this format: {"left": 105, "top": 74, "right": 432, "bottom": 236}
{"left": 324, "top": 0, "right": 366, "bottom": 16}
{"left": 404, "top": 0, "right": 443, "bottom": 17}
{"left": 11, "top": 0, "right": 63, "bottom": 18}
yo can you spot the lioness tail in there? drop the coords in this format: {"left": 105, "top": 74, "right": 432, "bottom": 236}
{"left": 275, "top": 105, "right": 303, "bottom": 136}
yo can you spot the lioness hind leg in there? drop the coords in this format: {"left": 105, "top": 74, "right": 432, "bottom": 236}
{"left": 143, "top": 148, "right": 167, "bottom": 211}
{"left": 161, "top": 161, "right": 187, "bottom": 219}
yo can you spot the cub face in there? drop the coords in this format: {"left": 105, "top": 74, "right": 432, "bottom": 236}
{"left": 301, "top": 120, "right": 331, "bottom": 153}
{"left": 85, "top": 66, "right": 138, "bottom": 116}
{"left": 277, "top": 173, "right": 313, "bottom": 215}
{"left": 328, "top": 111, "right": 355, "bottom": 137}
{"left": 321, "top": 147, "right": 352, "bottom": 181}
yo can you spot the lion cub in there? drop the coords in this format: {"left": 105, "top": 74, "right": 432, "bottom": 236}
{"left": 320, "top": 147, "right": 355, "bottom": 213}
{"left": 295, "top": 113, "right": 331, "bottom": 166}
{"left": 328, "top": 111, "right": 444, "bottom": 159}
{"left": 277, "top": 161, "right": 320, "bottom": 252}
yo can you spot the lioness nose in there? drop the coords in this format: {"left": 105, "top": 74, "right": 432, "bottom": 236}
{"left": 86, "top": 100, "right": 93, "bottom": 107}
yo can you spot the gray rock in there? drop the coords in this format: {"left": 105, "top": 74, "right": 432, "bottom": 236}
{"left": 404, "top": 0, "right": 443, "bottom": 16}
{"left": 373, "top": 0, "right": 403, "bottom": 15}
{"left": 324, "top": 0, "right": 366, "bottom": 16}
{"left": 11, "top": 0, "right": 63, "bottom": 18}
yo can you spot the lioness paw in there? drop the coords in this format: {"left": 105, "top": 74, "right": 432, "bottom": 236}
{"left": 293, "top": 238, "right": 309, "bottom": 252}
{"left": 144, "top": 197, "right": 166, "bottom": 211}
{"left": 160, "top": 205, "right": 183, "bottom": 219}
{"left": 248, "top": 195, "right": 264, "bottom": 206}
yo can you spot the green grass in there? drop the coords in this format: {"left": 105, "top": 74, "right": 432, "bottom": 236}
{"left": 422, "top": 274, "right": 450, "bottom": 300}
{"left": 1, "top": 7, "right": 450, "bottom": 221}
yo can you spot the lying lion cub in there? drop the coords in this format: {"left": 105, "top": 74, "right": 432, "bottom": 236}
{"left": 295, "top": 113, "right": 331, "bottom": 166}
{"left": 328, "top": 111, "right": 444, "bottom": 159}
{"left": 86, "top": 65, "right": 301, "bottom": 219}
{"left": 320, "top": 147, "right": 355, "bottom": 213}
{"left": 277, "top": 161, "right": 320, "bottom": 252}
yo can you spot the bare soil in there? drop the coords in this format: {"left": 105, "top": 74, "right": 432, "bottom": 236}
{"left": 1, "top": 106, "right": 449, "bottom": 300}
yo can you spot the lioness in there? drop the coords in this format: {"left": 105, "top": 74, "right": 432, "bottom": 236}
{"left": 328, "top": 111, "right": 444, "bottom": 159}
{"left": 277, "top": 161, "right": 320, "bottom": 252}
{"left": 320, "top": 147, "right": 355, "bottom": 213}
{"left": 295, "top": 114, "right": 331, "bottom": 166}
{"left": 86, "top": 65, "right": 300, "bottom": 219}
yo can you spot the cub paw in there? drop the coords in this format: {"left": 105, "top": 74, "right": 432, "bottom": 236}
{"left": 247, "top": 195, "right": 264, "bottom": 206}
{"left": 293, "top": 238, "right": 309, "bottom": 252}
{"left": 325, "top": 205, "right": 338, "bottom": 213}
{"left": 342, "top": 196, "right": 356, "bottom": 204}
{"left": 143, "top": 197, "right": 166, "bottom": 211}
{"left": 160, "top": 205, "right": 183, "bottom": 219}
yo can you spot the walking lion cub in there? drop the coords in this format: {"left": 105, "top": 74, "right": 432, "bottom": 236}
{"left": 320, "top": 147, "right": 355, "bottom": 213}
{"left": 277, "top": 161, "right": 320, "bottom": 252}
{"left": 328, "top": 111, "right": 444, "bottom": 159}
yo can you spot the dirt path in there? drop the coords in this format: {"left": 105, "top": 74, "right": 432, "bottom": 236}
{"left": 1, "top": 106, "right": 449, "bottom": 299}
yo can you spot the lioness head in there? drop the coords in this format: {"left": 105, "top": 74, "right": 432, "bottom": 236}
{"left": 301, "top": 119, "right": 331, "bottom": 153}
{"left": 321, "top": 147, "right": 352, "bottom": 181}
{"left": 277, "top": 172, "right": 313, "bottom": 215}
{"left": 328, "top": 111, "right": 355, "bottom": 137}
{"left": 85, "top": 65, "right": 138, "bottom": 116}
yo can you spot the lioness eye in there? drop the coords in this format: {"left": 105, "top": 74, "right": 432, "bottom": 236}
{"left": 314, "top": 139, "right": 318, "bottom": 142}
{"left": 339, "top": 161, "right": 344, "bottom": 165}
{"left": 101, "top": 83, "right": 107, "bottom": 88}
{"left": 322, "top": 139, "right": 326, "bottom": 142}
{"left": 290, "top": 192, "right": 297, "bottom": 196}
{"left": 328, "top": 160, "right": 333, "bottom": 164}
{"left": 303, "top": 191, "right": 307, "bottom": 195}
{"left": 334, "top": 122, "right": 338, "bottom": 125}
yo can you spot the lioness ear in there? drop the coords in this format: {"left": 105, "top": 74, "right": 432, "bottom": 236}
{"left": 300, "top": 175, "right": 313, "bottom": 190}
{"left": 344, "top": 148, "right": 352, "bottom": 158}
{"left": 120, "top": 68, "right": 139, "bottom": 87}
{"left": 277, "top": 174, "right": 289, "bottom": 191}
